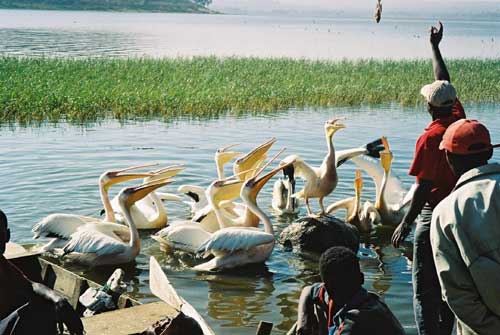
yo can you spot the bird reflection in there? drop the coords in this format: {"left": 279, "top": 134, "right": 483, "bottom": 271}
{"left": 203, "top": 265, "right": 275, "bottom": 328}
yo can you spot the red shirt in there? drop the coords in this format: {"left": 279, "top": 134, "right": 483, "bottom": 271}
{"left": 409, "top": 99, "right": 466, "bottom": 208}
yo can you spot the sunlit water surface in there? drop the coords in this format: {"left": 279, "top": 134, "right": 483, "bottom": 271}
{"left": 0, "top": 10, "right": 499, "bottom": 59}
{"left": 1, "top": 105, "right": 499, "bottom": 334}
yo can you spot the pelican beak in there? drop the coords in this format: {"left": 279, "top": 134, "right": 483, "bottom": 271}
{"left": 119, "top": 178, "right": 173, "bottom": 209}
{"left": 379, "top": 137, "right": 393, "bottom": 173}
{"left": 354, "top": 170, "right": 363, "bottom": 194}
{"left": 145, "top": 164, "right": 184, "bottom": 183}
{"left": 209, "top": 178, "right": 245, "bottom": 205}
{"left": 243, "top": 148, "right": 289, "bottom": 200}
{"left": 234, "top": 138, "right": 277, "bottom": 180}
{"left": 325, "top": 117, "right": 346, "bottom": 138}
{"left": 100, "top": 163, "right": 159, "bottom": 190}
{"left": 216, "top": 143, "right": 242, "bottom": 167}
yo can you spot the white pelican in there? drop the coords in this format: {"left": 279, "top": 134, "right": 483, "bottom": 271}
{"left": 110, "top": 164, "right": 184, "bottom": 230}
{"left": 59, "top": 178, "right": 171, "bottom": 266}
{"left": 151, "top": 173, "right": 246, "bottom": 254}
{"left": 178, "top": 138, "right": 276, "bottom": 232}
{"left": 279, "top": 118, "right": 346, "bottom": 215}
{"left": 32, "top": 164, "right": 157, "bottom": 252}
{"left": 350, "top": 137, "right": 415, "bottom": 226}
{"left": 326, "top": 170, "right": 381, "bottom": 232}
{"left": 271, "top": 138, "right": 384, "bottom": 215}
{"left": 177, "top": 143, "right": 241, "bottom": 215}
{"left": 193, "top": 150, "right": 290, "bottom": 272}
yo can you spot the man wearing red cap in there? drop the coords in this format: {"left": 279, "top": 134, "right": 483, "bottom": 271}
{"left": 431, "top": 119, "right": 499, "bottom": 335}
{"left": 391, "top": 21, "right": 465, "bottom": 335}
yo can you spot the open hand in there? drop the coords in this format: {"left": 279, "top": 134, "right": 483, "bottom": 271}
{"left": 54, "top": 298, "right": 84, "bottom": 335}
{"left": 430, "top": 21, "right": 443, "bottom": 46}
{"left": 391, "top": 221, "right": 412, "bottom": 248}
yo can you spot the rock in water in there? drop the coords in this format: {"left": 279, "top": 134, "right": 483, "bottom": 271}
{"left": 279, "top": 215, "right": 360, "bottom": 254}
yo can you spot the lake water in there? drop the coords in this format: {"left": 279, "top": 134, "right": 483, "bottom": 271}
{"left": 0, "top": 9, "right": 499, "bottom": 59}
{"left": 2, "top": 104, "right": 499, "bottom": 334}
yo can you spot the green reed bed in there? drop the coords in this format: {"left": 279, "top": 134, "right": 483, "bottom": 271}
{"left": 0, "top": 57, "right": 499, "bottom": 124}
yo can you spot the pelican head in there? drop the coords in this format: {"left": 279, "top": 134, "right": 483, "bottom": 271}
{"left": 354, "top": 169, "right": 363, "bottom": 195}
{"left": 144, "top": 164, "right": 184, "bottom": 183}
{"left": 206, "top": 177, "right": 244, "bottom": 207}
{"left": 233, "top": 137, "right": 277, "bottom": 180}
{"left": 119, "top": 178, "right": 173, "bottom": 210}
{"left": 242, "top": 148, "right": 291, "bottom": 202}
{"left": 215, "top": 143, "right": 241, "bottom": 167}
{"left": 324, "top": 118, "right": 346, "bottom": 138}
{"left": 99, "top": 163, "right": 159, "bottom": 191}
{"left": 379, "top": 137, "right": 393, "bottom": 173}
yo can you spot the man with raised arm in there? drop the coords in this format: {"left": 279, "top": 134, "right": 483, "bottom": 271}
{"left": 0, "top": 210, "right": 83, "bottom": 335}
{"left": 431, "top": 119, "right": 500, "bottom": 335}
{"left": 391, "top": 21, "right": 465, "bottom": 335}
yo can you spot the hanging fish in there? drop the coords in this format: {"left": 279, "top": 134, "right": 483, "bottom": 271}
{"left": 374, "top": 0, "right": 382, "bottom": 23}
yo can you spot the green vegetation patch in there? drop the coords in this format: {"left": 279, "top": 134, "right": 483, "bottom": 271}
{"left": 0, "top": 57, "right": 499, "bottom": 124}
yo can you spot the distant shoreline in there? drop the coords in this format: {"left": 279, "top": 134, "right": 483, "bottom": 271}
{"left": 1, "top": 57, "right": 498, "bottom": 125}
{"left": 0, "top": 1, "right": 214, "bottom": 14}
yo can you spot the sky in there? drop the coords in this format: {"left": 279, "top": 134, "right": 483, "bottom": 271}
{"left": 210, "top": 0, "right": 500, "bottom": 15}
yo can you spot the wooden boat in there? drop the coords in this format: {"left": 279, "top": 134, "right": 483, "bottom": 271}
{"left": 6, "top": 243, "right": 274, "bottom": 335}
{"left": 5, "top": 243, "right": 212, "bottom": 335}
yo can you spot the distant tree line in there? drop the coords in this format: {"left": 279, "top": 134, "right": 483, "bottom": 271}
{"left": 0, "top": 0, "right": 213, "bottom": 12}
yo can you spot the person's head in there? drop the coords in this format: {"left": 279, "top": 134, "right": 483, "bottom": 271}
{"left": 420, "top": 80, "right": 456, "bottom": 119}
{"left": 0, "top": 210, "right": 10, "bottom": 255}
{"left": 319, "top": 246, "right": 364, "bottom": 304}
{"left": 440, "top": 119, "right": 494, "bottom": 176}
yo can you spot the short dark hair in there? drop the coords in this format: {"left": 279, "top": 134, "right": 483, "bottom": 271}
{"left": 428, "top": 103, "right": 453, "bottom": 118}
{"left": 0, "top": 210, "right": 7, "bottom": 230}
{"left": 319, "top": 246, "right": 361, "bottom": 284}
{"left": 447, "top": 149, "right": 493, "bottom": 170}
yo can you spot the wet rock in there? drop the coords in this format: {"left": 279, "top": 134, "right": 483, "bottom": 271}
{"left": 279, "top": 215, "right": 360, "bottom": 254}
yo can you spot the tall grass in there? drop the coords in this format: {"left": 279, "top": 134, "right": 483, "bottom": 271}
{"left": 0, "top": 57, "right": 498, "bottom": 124}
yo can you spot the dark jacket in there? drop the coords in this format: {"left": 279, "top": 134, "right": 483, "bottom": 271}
{"left": 296, "top": 283, "right": 405, "bottom": 335}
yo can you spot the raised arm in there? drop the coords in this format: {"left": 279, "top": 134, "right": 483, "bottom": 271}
{"left": 430, "top": 21, "right": 451, "bottom": 82}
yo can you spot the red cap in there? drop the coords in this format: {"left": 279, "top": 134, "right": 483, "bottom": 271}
{"left": 440, "top": 119, "right": 492, "bottom": 154}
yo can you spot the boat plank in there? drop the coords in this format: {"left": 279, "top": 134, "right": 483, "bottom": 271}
{"left": 82, "top": 301, "right": 178, "bottom": 335}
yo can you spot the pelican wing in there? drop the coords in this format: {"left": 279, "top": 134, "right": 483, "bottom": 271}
{"left": 351, "top": 155, "right": 408, "bottom": 206}
{"left": 152, "top": 222, "right": 211, "bottom": 253}
{"left": 294, "top": 160, "right": 318, "bottom": 182}
{"left": 33, "top": 213, "right": 91, "bottom": 239}
{"left": 336, "top": 148, "right": 367, "bottom": 167}
{"left": 197, "top": 227, "right": 273, "bottom": 257}
{"left": 63, "top": 229, "right": 127, "bottom": 256}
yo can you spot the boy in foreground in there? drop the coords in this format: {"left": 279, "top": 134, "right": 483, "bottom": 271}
{"left": 295, "top": 246, "right": 405, "bottom": 335}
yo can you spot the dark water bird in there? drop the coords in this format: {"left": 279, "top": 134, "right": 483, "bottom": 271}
{"left": 374, "top": 0, "right": 382, "bottom": 23}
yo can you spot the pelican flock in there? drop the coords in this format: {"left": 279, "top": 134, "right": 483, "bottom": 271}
{"left": 32, "top": 117, "right": 412, "bottom": 274}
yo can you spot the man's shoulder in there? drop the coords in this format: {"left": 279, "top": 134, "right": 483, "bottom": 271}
{"left": 434, "top": 168, "right": 500, "bottom": 224}
{"left": 416, "top": 127, "right": 444, "bottom": 147}
{"left": 343, "top": 293, "right": 405, "bottom": 334}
